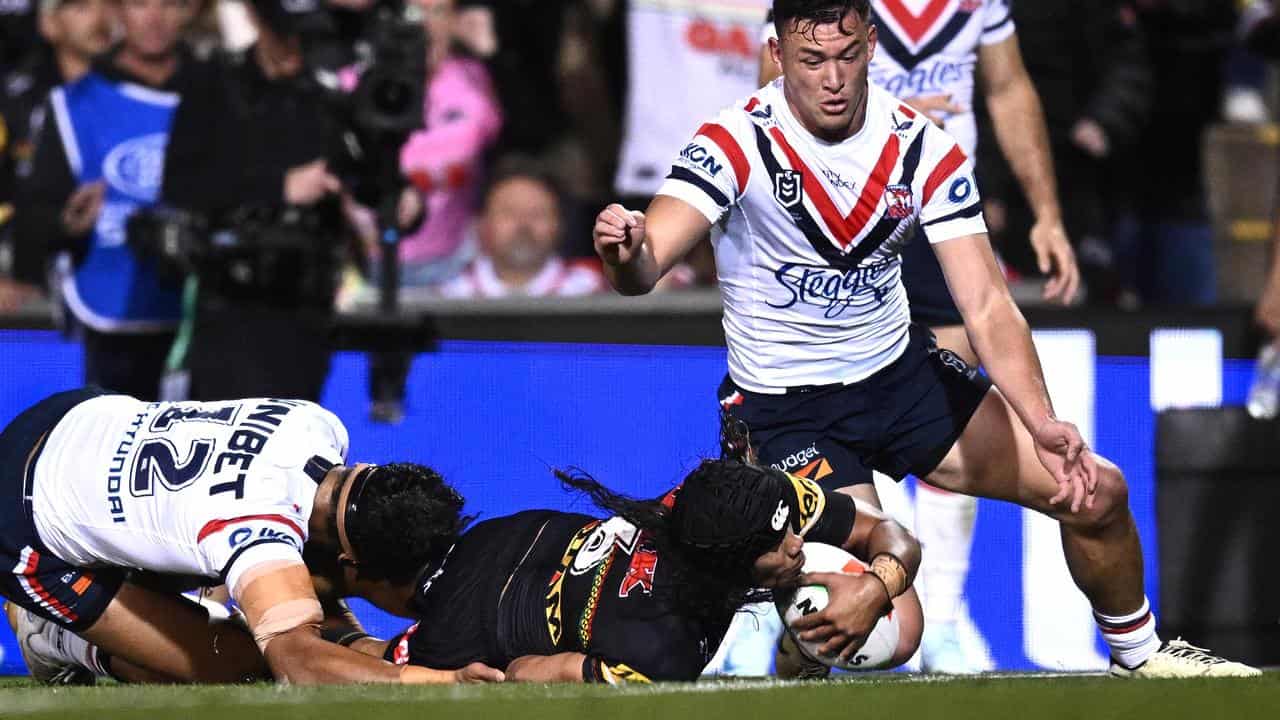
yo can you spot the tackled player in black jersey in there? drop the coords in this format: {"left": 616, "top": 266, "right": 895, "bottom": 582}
{"left": 318, "top": 459, "right": 923, "bottom": 683}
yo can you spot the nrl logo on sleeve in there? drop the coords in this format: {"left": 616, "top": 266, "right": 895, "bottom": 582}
{"left": 884, "top": 183, "right": 914, "bottom": 220}
{"left": 774, "top": 170, "right": 803, "bottom": 209}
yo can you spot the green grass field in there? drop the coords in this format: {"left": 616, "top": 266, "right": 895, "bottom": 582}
{"left": 1, "top": 673, "right": 1277, "bottom": 720}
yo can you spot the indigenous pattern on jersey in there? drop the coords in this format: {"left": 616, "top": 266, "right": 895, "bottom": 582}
{"left": 657, "top": 80, "right": 986, "bottom": 392}
{"left": 868, "top": 0, "right": 1014, "bottom": 157}
{"left": 615, "top": 0, "right": 772, "bottom": 196}
{"left": 29, "top": 394, "right": 349, "bottom": 596}
{"left": 387, "top": 475, "right": 855, "bottom": 682}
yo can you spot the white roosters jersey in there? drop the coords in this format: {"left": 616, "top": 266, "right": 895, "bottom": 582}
{"left": 868, "top": 0, "right": 1015, "bottom": 156}
{"left": 657, "top": 80, "right": 986, "bottom": 392}
{"left": 615, "top": 0, "right": 772, "bottom": 196}
{"left": 30, "top": 395, "right": 349, "bottom": 594}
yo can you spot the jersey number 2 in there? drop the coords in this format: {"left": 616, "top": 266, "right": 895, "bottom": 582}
{"left": 131, "top": 438, "right": 215, "bottom": 497}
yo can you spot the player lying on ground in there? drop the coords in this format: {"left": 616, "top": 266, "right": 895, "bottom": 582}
{"left": 593, "top": 0, "right": 1258, "bottom": 677}
{"left": 0, "top": 387, "right": 502, "bottom": 685}
{"left": 327, "top": 459, "right": 923, "bottom": 683}
{"left": 14, "top": 456, "right": 922, "bottom": 684}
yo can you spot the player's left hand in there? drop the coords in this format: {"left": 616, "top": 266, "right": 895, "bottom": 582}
{"left": 453, "top": 662, "right": 506, "bottom": 683}
{"left": 790, "top": 571, "right": 891, "bottom": 663}
{"left": 1029, "top": 220, "right": 1079, "bottom": 305}
{"left": 1032, "top": 418, "right": 1099, "bottom": 514}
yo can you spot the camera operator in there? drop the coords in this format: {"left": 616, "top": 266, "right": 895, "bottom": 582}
{"left": 159, "top": 0, "right": 423, "bottom": 402}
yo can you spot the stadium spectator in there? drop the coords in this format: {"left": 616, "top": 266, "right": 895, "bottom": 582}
{"left": 462, "top": 0, "right": 624, "bottom": 258}
{"left": 384, "top": 0, "right": 503, "bottom": 288}
{"left": 0, "top": 0, "right": 118, "bottom": 311}
{"left": 1112, "top": 0, "right": 1238, "bottom": 306}
{"left": 439, "top": 164, "right": 603, "bottom": 298}
{"left": 981, "top": 0, "right": 1152, "bottom": 306}
{"left": 12, "top": 0, "right": 206, "bottom": 401}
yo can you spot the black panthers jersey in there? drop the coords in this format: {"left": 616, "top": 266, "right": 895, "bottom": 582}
{"left": 385, "top": 474, "right": 855, "bottom": 683}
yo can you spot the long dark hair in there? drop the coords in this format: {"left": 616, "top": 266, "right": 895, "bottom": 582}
{"left": 555, "top": 463, "right": 775, "bottom": 622}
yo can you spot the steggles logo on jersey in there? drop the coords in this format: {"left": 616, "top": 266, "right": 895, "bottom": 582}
{"left": 769, "top": 259, "right": 895, "bottom": 319}
{"left": 884, "top": 184, "right": 915, "bottom": 220}
{"left": 879, "top": 61, "right": 970, "bottom": 101}
{"left": 774, "top": 170, "right": 803, "bottom": 209}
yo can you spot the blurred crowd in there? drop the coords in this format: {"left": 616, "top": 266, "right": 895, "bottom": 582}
{"left": 0, "top": 0, "right": 1274, "bottom": 411}
{"left": 0, "top": 0, "right": 1274, "bottom": 311}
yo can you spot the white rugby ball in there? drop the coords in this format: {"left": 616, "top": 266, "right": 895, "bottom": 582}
{"left": 776, "top": 542, "right": 901, "bottom": 671}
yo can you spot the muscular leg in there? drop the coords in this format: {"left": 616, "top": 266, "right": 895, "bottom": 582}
{"left": 926, "top": 387, "right": 1143, "bottom": 615}
{"left": 914, "top": 324, "right": 984, "bottom": 672}
{"left": 81, "top": 582, "right": 269, "bottom": 683}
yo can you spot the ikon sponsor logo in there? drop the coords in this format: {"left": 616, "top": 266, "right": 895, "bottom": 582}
{"left": 679, "top": 143, "right": 723, "bottom": 177}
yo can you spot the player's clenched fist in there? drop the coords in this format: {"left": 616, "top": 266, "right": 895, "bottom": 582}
{"left": 594, "top": 203, "right": 646, "bottom": 266}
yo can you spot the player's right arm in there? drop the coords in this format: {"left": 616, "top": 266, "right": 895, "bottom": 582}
{"left": 593, "top": 196, "right": 710, "bottom": 296}
{"left": 237, "top": 563, "right": 503, "bottom": 684}
{"left": 595, "top": 106, "right": 751, "bottom": 295}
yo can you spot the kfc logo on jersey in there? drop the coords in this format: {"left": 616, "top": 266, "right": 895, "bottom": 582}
{"left": 774, "top": 170, "right": 803, "bottom": 209}
{"left": 884, "top": 184, "right": 915, "bottom": 220}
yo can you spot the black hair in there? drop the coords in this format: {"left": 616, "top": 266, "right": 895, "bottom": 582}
{"left": 344, "top": 463, "right": 473, "bottom": 585}
{"left": 556, "top": 460, "right": 788, "bottom": 621}
{"left": 772, "top": 0, "right": 871, "bottom": 41}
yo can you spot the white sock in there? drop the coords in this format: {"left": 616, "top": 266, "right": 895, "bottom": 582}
{"left": 915, "top": 484, "right": 977, "bottom": 624}
{"left": 1095, "top": 597, "right": 1162, "bottom": 669}
{"left": 50, "top": 626, "right": 110, "bottom": 678}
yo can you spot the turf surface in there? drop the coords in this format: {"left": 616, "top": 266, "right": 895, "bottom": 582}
{"left": 1, "top": 674, "right": 1276, "bottom": 720}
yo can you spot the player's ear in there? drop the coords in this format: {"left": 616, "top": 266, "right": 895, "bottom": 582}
{"left": 769, "top": 36, "right": 782, "bottom": 66}
{"left": 867, "top": 22, "right": 878, "bottom": 61}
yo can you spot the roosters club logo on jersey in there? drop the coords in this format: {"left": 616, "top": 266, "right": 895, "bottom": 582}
{"left": 885, "top": 184, "right": 915, "bottom": 220}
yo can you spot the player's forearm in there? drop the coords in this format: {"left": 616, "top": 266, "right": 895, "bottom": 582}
{"left": 505, "top": 653, "right": 588, "bottom": 683}
{"left": 863, "top": 519, "right": 921, "bottom": 588}
{"left": 963, "top": 291, "right": 1056, "bottom": 434}
{"left": 986, "top": 80, "right": 1061, "bottom": 224}
{"left": 265, "top": 629, "right": 413, "bottom": 685}
{"left": 602, "top": 248, "right": 661, "bottom": 296}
